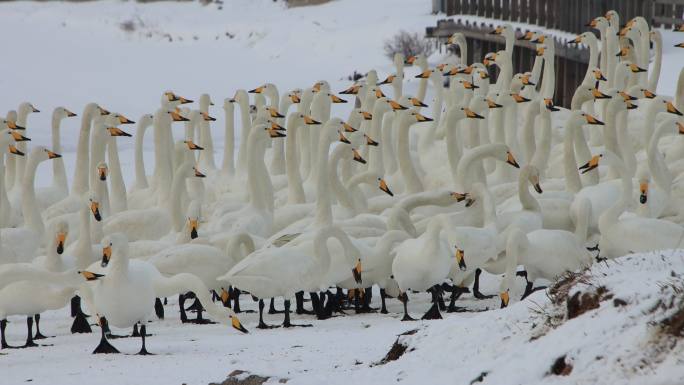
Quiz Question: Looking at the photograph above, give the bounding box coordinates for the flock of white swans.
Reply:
[1,10,684,356]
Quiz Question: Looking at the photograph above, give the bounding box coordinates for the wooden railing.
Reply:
[426,19,589,108]
[433,0,684,33]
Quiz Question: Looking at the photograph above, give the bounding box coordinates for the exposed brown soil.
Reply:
[210,370,288,385]
[549,355,573,376]
[567,286,611,319]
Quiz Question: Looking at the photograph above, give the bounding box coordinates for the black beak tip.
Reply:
[57,244,64,255]
[94,211,102,222]
[640,194,647,204]
[191,228,198,239]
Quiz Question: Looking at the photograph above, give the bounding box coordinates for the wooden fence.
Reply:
[426,19,589,108]
[433,0,684,33]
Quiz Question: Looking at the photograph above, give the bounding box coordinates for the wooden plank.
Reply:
[529,0,537,25]
[485,0,493,17]
[519,0,528,23]
[493,0,501,19]
[511,0,519,21]
[501,0,510,20]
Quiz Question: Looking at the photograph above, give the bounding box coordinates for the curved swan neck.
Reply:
[75,203,92,269]
[397,112,424,194]
[518,166,541,212]
[222,102,236,175]
[647,117,675,193]
[236,93,252,177]
[22,152,45,240]
[314,121,336,226]
[51,111,68,195]
[600,151,631,228]
[285,114,305,204]
[133,118,151,190]
[107,136,127,214]
[563,116,583,193]
[73,104,98,195]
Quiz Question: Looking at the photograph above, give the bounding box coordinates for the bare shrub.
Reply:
[383,30,434,60]
[119,19,136,33]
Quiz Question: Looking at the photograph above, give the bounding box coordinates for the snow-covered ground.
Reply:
[2,1,684,384]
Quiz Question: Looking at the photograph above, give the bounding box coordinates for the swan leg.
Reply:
[179,293,190,323]
[184,292,203,312]
[421,287,443,320]
[472,268,495,300]
[136,324,153,355]
[33,314,50,339]
[447,286,470,313]
[1,319,16,349]
[282,300,312,328]
[21,317,39,348]
[188,299,216,325]
[521,284,547,300]
[356,287,377,313]
[268,297,283,314]
[92,317,120,354]
[70,295,79,317]
[399,292,415,321]
[295,291,315,315]
[380,288,389,314]
[256,299,278,329]
[154,298,165,320]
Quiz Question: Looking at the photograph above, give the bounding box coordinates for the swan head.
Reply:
[138,113,154,127]
[86,191,102,222]
[162,91,193,106]
[312,80,330,93]
[524,165,543,194]
[500,289,510,308]
[199,93,214,108]
[568,110,604,128]
[30,146,61,162]
[97,162,108,181]
[454,247,467,271]
[286,90,302,104]
[53,221,68,255]
[18,102,40,115]
[339,83,362,95]
[186,200,201,240]
[637,168,650,204]
[493,144,519,169]
[54,106,77,120]
[586,16,608,29]
[101,233,128,268]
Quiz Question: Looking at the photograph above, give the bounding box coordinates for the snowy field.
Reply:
[2,1,684,384]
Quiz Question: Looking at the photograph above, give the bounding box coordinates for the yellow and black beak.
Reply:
[10,130,30,141]
[202,112,217,122]
[56,232,66,255]
[618,27,629,37]
[342,122,358,132]
[462,81,479,90]
[375,89,387,98]
[586,19,598,28]
[414,112,434,122]
[339,132,351,144]
[512,94,531,103]
[31,105,40,113]
[166,92,180,102]
[592,88,611,99]
[231,315,249,334]
[189,219,199,239]
[358,111,373,121]
[675,42,684,48]
[500,290,510,308]
[269,121,286,131]
[678,121,684,135]
[331,94,348,104]
[450,191,468,202]
[47,150,62,159]
[185,140,204,150]
[464,108,485,119]
[572,35,583,44]
[352,259,363,284]
[593,69,607,81]
[107,127,132,137]
[480,71,491,80]
[339,84,360,95]
[455,248,466,271]
[268,128,286,138]
[98,166,108,181]
[79,271,105,281]
[388,100,408,111]
[410,97,428,108]
[616,47,630,57]
[626,100,639,110]
[101,245,112,267]
[170,111,190,122]
[289,93,301,103]
[248,86,264,94]
[487,98,503,109]
[490,26,504,35]
[7,121,26,130]
[365,134,379,146]
[8,145,24,156]
[629,64,647,73]
[91,201,102,221]
[194,167,207,178]
[178,96,193,104]
[521,74,534,85]
[506,151,520,168]
[378,178,393,196]
[303,115,321,125]
[415,70,432,79]
[65,109,77,117]
[666,101,683,116]
[544,98,560,111]
[98,106,110,116]
[536,46,545,57]
[457,65,474,75]
[532,179,543,194]
[579,155,601,174]
[518,31,534,41]
[378,75,395,85]
[220,287,230,306]
[352,148,366,164]
[643,89,657,99]
[584,114,604,125]
[531,35,546,44]
[118,115,135,124]
[639,181,648,204]
[268,107,285,118]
